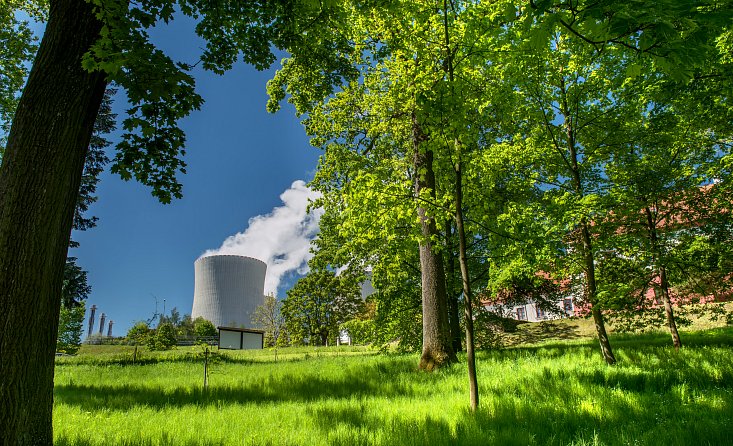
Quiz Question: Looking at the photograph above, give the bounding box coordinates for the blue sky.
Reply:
[68,16,322,335]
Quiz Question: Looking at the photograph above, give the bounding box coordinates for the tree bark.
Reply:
[0,0,107,444]
[454,161,478,410]
[413,114,456,371]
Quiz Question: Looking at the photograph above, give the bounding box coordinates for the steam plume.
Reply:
[201,180,322,294]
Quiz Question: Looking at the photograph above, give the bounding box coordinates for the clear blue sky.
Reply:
[69,16,321,335]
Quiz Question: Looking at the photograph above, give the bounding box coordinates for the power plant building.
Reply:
[191,255,266,329]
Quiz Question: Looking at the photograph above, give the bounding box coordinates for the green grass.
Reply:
[54,329,733,445]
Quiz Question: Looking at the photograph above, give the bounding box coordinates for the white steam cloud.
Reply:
[201,180,322,295]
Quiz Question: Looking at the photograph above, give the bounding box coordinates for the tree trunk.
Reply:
[413,114,456,371]
[658,266,681,349]
[581,223,617,365]
[444,219,462,353]
[560,75,616,366]
[644,207,682,350]
[0,0,107,444]
[454,161,478,411]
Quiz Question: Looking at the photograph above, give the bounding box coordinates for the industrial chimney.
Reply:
[87,304,97,338]
[99,313,106,335]
[107,320,114,337]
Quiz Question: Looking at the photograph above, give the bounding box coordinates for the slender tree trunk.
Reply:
[581,223,617,365]
[559,75,616,366]
[413,114,456,371]
[658,266,682,350]
[454,161,478,411]
[444,219,463,353]
[643,207,682,349]
[0,1,107,444]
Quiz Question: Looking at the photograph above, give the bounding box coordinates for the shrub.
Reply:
[126,321,152,346]
[147,323,177,350]
[193,317,217,338]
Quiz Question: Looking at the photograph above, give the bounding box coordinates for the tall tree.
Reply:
[0,1,356,443]
[269,0,462,369]
[282,269,363,346]
[253,294,286,347]
[494,27,630,364]
[602,59,733,348]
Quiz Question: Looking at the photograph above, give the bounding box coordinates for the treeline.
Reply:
[265,0,733,378]
[125,309,218,351]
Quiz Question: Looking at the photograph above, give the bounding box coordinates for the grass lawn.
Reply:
[53,327,733,445]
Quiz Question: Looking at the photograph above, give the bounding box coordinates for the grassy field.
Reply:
[54,328,733,446]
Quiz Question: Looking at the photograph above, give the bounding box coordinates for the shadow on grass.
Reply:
[310,392,733,446]
[55,330,733,445]
[309,351,733,446]
[54,358,419,411]
[505,321,583,346]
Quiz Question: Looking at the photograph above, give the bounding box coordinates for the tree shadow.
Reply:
[54,358,420,411]
[54,330,733,445]
[504,321,582,346]
[308,349,733,446]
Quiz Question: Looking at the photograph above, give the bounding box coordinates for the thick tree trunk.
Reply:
[444,219,463,353]
[0,0,107,444]
[454,162,478,411]
[413,115,456,371]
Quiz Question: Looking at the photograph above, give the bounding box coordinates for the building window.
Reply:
[536,306,545,319]
[516,307,527,321]
[563,298,573,313]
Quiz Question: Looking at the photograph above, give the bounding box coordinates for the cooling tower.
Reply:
[191,255,267,328]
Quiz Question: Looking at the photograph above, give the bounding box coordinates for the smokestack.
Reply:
[99,313,106,335]
[107,320,114,337]
[87,305,97,338]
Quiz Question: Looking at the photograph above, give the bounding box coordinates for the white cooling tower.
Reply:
[191,255,267,328]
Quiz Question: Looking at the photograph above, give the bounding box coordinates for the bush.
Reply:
[126,321,152,346]
[193,317,217,338]
[147,323,177,350]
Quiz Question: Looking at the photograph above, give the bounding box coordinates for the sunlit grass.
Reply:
[54,328,733,445]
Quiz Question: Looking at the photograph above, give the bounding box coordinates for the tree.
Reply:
[253,294,285,347]
[56,301,85,355]
[282,269,363,346]
[0,0,45,155]
[126,321,151,346]
[177,314,194,337]
[269,0,462,369]
[0,1,355,442]
[193,317,217,338]
[57,257,91,355]
[147,322,177,351]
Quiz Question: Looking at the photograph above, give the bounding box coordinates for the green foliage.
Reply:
[147,322,177,351]
[61,258,92,308]
[56,301,85,355]
[252,294,285,347]
[283,269,363,346]
[126,321,152,346]
[193,317,217,338]
[340,319,376,346]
